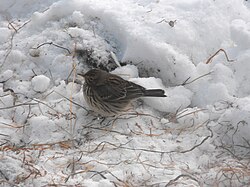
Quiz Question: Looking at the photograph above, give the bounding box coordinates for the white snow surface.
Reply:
[0,0,250,186]
[31,75,50,92]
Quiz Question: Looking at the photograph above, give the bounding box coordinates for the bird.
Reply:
[79,68,166,116]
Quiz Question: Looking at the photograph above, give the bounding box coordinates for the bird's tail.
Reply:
[143,89,167,97]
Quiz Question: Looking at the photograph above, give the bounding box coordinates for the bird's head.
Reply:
[78,69,104,86]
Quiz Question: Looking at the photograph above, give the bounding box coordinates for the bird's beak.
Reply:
[77,73,85,77]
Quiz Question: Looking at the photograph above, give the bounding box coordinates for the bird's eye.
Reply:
[86,74,95,84]
[84,69,99,84]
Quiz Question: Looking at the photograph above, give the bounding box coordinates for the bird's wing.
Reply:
[125,81,145,99]
[95,75,127,101]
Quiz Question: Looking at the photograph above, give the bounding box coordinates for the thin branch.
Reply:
[181,72,212,86]
[0,170,9,181]
[32,42,71,55]
[54,90,88,112]
[0,102,37,110]
[176,108,207,120]
[205,48,234,64]
[8,21,17,33]
[165,174,199,186]
[180,122,212,153]
[156,19,177,27]
[2,19,31,67]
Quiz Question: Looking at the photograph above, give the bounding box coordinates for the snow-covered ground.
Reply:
[0,0,250,186]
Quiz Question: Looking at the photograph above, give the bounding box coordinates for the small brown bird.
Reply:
[80,69,166,116]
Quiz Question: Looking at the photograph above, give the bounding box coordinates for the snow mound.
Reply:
[31,75,50,92]
[0,0,250,186]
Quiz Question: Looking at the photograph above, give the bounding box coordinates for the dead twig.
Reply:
[165,174,199,186]
[181,72,212,86]
[156,19,177,27]
[180,121,212,153]
[2,19,31,67]
[0,102,37,110]
[54,90,88,112]
[32,42,71,55]
[176,108,207,121]
[0,170,9,181]
[205,49,234,64]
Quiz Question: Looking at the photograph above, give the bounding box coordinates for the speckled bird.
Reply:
[80,69,166,116]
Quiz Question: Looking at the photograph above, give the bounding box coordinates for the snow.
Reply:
[31,75,50,92]
[0,0,250,186]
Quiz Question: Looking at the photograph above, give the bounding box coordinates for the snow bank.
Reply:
[31,75,50,92]
[0,0,250,186]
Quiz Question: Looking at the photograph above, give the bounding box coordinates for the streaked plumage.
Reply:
[81,69,166,116]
